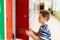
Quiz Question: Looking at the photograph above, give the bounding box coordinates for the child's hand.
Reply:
[30,28,33,32]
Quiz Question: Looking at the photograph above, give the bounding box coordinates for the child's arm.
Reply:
[30,33,42,40]
[25,30,42,40]
[30,29,39,36]
[30,33,41,40]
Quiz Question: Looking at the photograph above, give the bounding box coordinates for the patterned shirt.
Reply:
[38,24,51,40]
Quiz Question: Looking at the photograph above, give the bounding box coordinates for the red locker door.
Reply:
[16,0,29,40]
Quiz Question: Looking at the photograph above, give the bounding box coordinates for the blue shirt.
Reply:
[38,24,51,40]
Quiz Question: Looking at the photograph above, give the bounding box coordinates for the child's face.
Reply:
[38,13,47,23]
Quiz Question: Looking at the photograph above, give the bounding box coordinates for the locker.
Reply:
[0,0,5,40]
[16,0,29,40]
[6,0,12,40]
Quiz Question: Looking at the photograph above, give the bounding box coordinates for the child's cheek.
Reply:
[39,19,41,23]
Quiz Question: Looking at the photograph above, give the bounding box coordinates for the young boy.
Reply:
[25,10,51,40]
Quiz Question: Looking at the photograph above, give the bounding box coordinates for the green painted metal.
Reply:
[0,0,5,40]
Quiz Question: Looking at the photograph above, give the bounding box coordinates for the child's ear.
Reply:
[44,17,47,21]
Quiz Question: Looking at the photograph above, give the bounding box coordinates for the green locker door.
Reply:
[0,0,4,40]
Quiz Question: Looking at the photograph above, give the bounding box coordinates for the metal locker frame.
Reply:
[6,0,12,40]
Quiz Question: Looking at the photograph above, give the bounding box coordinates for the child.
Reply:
[25,10,51,40]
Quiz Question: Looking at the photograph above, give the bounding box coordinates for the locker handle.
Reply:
[24,15,28,18]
